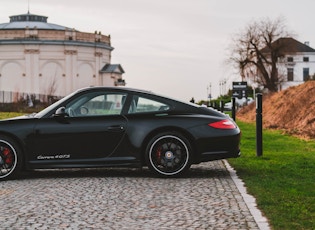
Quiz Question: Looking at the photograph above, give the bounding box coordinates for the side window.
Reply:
[128,96,170,114]
[65,92,127,117]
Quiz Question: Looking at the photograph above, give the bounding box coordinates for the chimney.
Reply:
[305,41,310,46]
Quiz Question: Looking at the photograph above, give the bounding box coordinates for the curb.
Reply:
[223,160,270,230]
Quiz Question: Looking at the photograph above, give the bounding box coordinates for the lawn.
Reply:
[0,112,25,119]
[228,121,315,229]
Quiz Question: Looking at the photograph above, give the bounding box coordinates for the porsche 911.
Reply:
[0,87,241,179]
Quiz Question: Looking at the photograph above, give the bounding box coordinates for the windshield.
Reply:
[34,91,77,118]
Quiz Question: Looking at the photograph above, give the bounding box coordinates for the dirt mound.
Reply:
[237,81,315,139]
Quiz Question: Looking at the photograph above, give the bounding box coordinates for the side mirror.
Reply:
[54,107,68,117]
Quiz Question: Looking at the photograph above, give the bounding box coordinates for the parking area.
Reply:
[0,160,268,229]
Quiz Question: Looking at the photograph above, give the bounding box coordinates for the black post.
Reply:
[220,100,224,112]
[256,93,263,157]
[231,97,236,121]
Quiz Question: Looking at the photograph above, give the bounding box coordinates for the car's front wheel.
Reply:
[0,136,22,180]
[145,132,192,177]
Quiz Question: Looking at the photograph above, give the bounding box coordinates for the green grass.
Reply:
[0,112,25,119]
[228,121,315,229]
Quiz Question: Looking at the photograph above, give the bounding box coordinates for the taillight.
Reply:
[208,119,236,129]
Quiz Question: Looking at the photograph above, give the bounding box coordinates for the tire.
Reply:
[0,136,22,180]
[145,132,192,177]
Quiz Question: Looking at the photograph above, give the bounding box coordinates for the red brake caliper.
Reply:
[2,147,13,165]
[156,147,162,163]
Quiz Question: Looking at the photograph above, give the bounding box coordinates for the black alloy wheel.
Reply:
[0,137,21,180]
[146,132,191,177]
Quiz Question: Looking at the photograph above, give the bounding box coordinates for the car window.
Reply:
[65,92,127,117]
[128,96,170,114]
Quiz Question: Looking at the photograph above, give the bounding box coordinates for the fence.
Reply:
[0,91,62,105]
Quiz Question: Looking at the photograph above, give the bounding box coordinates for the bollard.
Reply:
[231,97,236,121]
[220,100,224,112]
[256,93,263,156]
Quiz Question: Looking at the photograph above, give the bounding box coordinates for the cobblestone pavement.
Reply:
[0,160,268,230]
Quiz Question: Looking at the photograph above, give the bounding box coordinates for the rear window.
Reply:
[128,96,170,114]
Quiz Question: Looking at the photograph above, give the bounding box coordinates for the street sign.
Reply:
[232,82,247,99]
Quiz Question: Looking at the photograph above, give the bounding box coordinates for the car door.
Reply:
[28,91,128,163]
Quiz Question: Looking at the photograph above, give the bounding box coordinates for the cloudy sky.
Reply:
[1,0,314,101]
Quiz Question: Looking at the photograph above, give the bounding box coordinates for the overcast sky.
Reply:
[1,0,315,101]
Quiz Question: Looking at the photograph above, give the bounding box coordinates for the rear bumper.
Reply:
[193,132,241,163]
[200,149,241,162]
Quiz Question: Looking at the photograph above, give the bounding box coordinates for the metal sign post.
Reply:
[256,93,263,157]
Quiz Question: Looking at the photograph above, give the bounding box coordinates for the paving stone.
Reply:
[0,160,268,229]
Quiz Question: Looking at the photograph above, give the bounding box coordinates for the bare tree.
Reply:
[45,76,58,104]
[229,17,291,92]
[47,76,57,97]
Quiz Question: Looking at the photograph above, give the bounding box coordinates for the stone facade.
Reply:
[0,12,125,102]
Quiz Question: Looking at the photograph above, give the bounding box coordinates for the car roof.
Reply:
[76,86,153,95]
[76,86,188,104]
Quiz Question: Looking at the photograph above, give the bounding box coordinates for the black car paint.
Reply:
[0,87,241,178]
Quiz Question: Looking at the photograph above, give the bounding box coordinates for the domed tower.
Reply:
[0,12,125,102]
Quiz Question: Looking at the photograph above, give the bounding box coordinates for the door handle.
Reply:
[107,125,124,132]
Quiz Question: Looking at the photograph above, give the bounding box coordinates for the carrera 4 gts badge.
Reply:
[37,154,70,160]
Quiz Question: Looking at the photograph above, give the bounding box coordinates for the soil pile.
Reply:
[237,81,315,139]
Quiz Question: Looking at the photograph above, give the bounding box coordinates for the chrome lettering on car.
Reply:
[54,154,71,159]
[37,154,70,160]
[37,155,55,160]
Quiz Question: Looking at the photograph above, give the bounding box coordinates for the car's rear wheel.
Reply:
[145,132,191,177]
[0,136,21,180]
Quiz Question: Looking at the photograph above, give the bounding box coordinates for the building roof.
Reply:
[100,64,125,74]
[262,37,315,54]
[0,12,70,30]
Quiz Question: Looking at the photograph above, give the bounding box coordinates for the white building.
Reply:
[241,37,315,92]
[0,12,125,102]
[276,37,315,90]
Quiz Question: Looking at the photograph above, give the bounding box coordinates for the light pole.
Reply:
[223,80,226,95]
[219,81,224,96]
[219,80,226,96]
[207,83,211,106]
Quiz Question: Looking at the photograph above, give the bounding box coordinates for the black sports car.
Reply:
[0,87,241,179]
